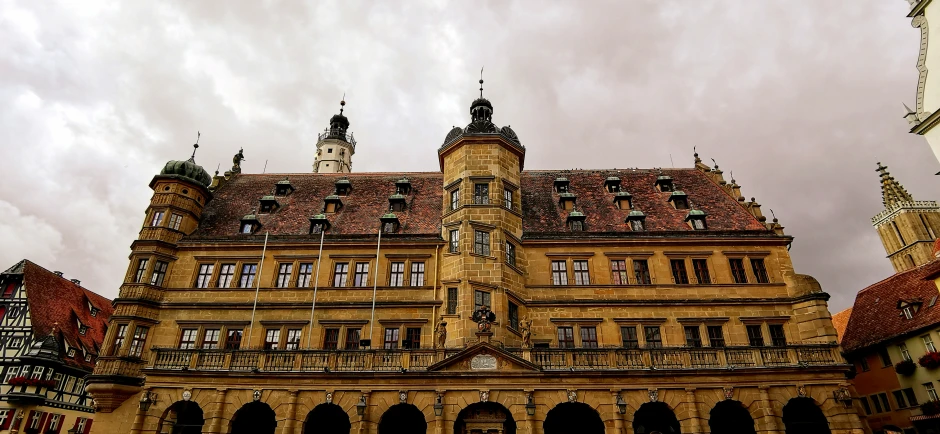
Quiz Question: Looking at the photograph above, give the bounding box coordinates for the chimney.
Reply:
[53,271,63,277]
[70,279,81,286]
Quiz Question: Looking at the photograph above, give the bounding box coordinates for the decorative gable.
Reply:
[426,342,540,372]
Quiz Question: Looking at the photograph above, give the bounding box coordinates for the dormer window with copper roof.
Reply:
[381,213,400,233]
[655,175,674,192]
[627,210,646,231]
[554,177,570,193]
[614,192,633,210]
[259,195,280,213]
[558,193,577,211]
[396,178,411,195]
[389,194,407,212]
[240,212,260,234]
[605,177,621,193]
[309,214,330,234]
[567,210,586,231]
[686,209,707,230]
[668,191,689,210]
[335,179,352,196]
[324,195,343,213]
[275,178,295,196]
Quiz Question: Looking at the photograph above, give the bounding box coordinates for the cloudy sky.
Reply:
[0,0,935,311]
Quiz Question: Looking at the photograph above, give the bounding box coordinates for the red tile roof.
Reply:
[2,260,114,370]
[840,260,940,354]
[192,168,769,240]
[831,308,852,344]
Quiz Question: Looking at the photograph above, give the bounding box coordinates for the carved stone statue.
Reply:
[472,305,497,333]
[232,148,245,173]
[435,318,447,349]
[519,315,532,348]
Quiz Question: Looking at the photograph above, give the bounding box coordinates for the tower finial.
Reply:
[480,66,484,98]
[190,131,200,161]
[340,93,346,115]
[877,162,915,207]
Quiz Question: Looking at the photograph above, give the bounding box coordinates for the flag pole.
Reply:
[247,232,269,348]
[306,228,326,348]
[368,226,383,347]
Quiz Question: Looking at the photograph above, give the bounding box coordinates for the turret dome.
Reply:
[160,157,212,189]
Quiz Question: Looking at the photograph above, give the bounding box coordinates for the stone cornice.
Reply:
[871,200,939,226]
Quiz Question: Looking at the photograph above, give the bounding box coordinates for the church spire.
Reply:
[877,162,915,207]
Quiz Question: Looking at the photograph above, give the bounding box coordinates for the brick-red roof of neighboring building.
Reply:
[831,308,852,344]
[191,168,769,240]
[840,260,940,354]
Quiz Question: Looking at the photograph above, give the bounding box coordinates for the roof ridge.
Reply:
[689,168,765,228]
[856,259,940,295]
[21,260,113,303]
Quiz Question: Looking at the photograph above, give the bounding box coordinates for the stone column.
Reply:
[208,388,228,434]
[758,386,779,434]
[684,389,701,434]
[283,390,299,434]
[610,391,624,434]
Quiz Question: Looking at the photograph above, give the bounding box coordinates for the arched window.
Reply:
[379,404,427,434]
[454,402,515,434]
[708,400,756,434]
[544,403,603,434]
[157,400,205,434]
[230,401,277,434]
[782,397,830,434]
[303,403,351,434]
[632,402,680,434]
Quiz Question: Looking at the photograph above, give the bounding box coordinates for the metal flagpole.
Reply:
[368,226,383,347]
[305,228,326,348]
[247,232,269,348]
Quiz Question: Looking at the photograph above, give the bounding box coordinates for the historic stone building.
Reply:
[86,87,859,434]
[903,0,940,170]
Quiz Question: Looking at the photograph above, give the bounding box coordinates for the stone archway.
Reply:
[782,398,831,434]
[632,402,680,434]
[303,403,351,434]
[229,401,277,434]
[708,400,756,434]
[544,402,604,434]
[158,400,205,434]
[454,402,516,434]
[379,403,428,434]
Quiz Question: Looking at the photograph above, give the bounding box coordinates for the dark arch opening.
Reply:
[303,403,352,434]
[379,403,428,434]
[883,425,903,434]
[782,398,830,434]
[708,400,756,434]
[230,401,277,434]
[454,402,516,434]
[633,402,680,434]
[158,400,205,434]
[544,402,604,434]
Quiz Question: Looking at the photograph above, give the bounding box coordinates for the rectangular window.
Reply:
[505,243,516,267]
[904,388,919,406]
[451,189,459,211]
[474,230,490,256]
[276,263,293,288]
[333,263,349,287]
[611,260,628,285]
[551,261,568,285]
[900,343,912,361]
[630,219,645,231]
[133,258,149,283]
[751,258,770,283]
[384,328,400,349]
[895,390,909,409]
[410,262,425,286]
[239,263,257,288]
[474,290,491,311]
[112,324,129,355]
[692,259,710,284]
[644,326,663,348]
[927,383,939,402]
[297,263,313,287]
[217,264,235,288]
[474,183,489,205]
[707,325,725,347]
[633,260,652,284]
[557,327,575,348]
[446,288,458,315]
[769,324,787,347]
[264,329,281,350]
[860,396,872,415]
[30,366,43,380]
[285,329,302,350]
[580,327,598,348]
[684,326,702,347]
[202,329,220,349]
[508,302,519,330]
[195,264,214,288]
[746,325,764,347]
[449,229,459,253]
[323,328,340,350]
[621,326,639,348]
[859,357,870,372]
[353,263,370,287]
[878,393,891,412]
[150,261,168,286]
[573,260,590,285]
[730,259,748,283]
[389,262,405,287]
[670,259,689,284]
[925,335,937,352]
[405,327,421,349]
[129,326,149,358]
[169,213,183,231]
[878,347,892,367]
[2,367,18,384]
[150,210,165,227]
[871,394,883,413]
[504,189,513,210]
[179,329,197,349]
[225,329,243,350]
[345,328,361,349]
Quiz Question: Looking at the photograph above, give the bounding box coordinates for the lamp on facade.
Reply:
[356,395,368,416]
[615,394,627,415]
[525,393,536,416]
[434,394,444,416]
[139,390,157,411]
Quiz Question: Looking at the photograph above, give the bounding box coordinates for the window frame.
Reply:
[217,263,236,288]
[768,324,787,347]
[449,229,460,253]
[450,188,460,211]
[297,263,313,288]
[684,325,703,348]
[473,290,491,312]
[926,382,939,402]
[925,335,937,353]
[611,259,628,285]
[473,230,491,256]
[410,261,425,286]
[572,260,590,285]
[133,258,150,283]
[706,325,725,347]
[383,328,400,350]
[389,262,405,287]
[150,210,165,227]
[323,328,340,350]
[353,262,370,287]
[129,326,149,358]
[474,183,490,205]
[405,327,421,349]
[275,263,294,288]
[150,260,169,287]
[580,326,599,348]
[169,213,183,231]
[643,326,663,348]
[746,324,764,347]
[225,329,243,350]
[670,259,689,284]
[692,258,711,284]
[508,302,519,330]
[751,258,770,283]
[729,258,748,284]
[551,260,569,286]
[621,326,639,348]
[195,264,215,289]
[633,259,652,285]
[505,242,516,267]
[557,326,575,348]
[238,263,258,288]
[503,188,514,210]
[178,328,198,349]
[333,262,350,287]
[446,288,458,315]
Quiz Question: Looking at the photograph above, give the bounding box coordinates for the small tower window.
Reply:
[614,192,633,210]
[655,175,674,192]
[554,177,570,194]
[474,184,490,205]
[328,148,333,153]
[604,177,621,193]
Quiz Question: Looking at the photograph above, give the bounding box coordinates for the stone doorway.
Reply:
[708,400,756,434]
[454,402,516,434]
[632,402,680,434]
[782,398,831,434]
[303,403,351,434]
[379,403,428,434]
[229,401,277,434]
[157,400,205,434]
[543,402,604,434]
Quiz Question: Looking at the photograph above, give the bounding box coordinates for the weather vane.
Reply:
[191,131,201,159]
[479,66,484,98]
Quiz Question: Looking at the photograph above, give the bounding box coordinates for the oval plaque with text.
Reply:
[470,354,498,370]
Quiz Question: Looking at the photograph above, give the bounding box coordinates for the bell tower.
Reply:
[872,162,940,272]
[313,99,356,173]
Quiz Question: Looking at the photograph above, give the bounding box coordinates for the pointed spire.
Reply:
[877,162,915,207]
[189,131,200,162]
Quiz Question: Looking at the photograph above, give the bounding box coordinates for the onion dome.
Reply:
[160,157,212,188]
[327,99,350,139]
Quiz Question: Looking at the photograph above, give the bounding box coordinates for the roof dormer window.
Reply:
[67,348,75,357]
[627,210,646,231]
[275,178,295,196]
[309,214,330,235]
[668,191,689,210]
[389,194,407,212]
[655,175,674,192]
[90,307,99,317]
[259,195,280,213]
[395,178,411,195]
[324,195,343,213]
[899,300,922,319]
[567,210,586,231]
[381,213,400,233]
[335,179,352,196]
[614,192,633,210]
[604,177,621,193]
[79,325,88,336]
[558,193,577,211]
[554,177,570,193]
[85,354,92,362]
[686,209,707,230]
[240,212,260,234]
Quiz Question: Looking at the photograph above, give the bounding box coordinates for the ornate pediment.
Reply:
[427,342,540,372]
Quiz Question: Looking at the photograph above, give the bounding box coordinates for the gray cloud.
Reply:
[0,0,934,311]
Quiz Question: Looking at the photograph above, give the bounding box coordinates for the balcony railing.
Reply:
[146,344,843,373]
[317,130,357,148]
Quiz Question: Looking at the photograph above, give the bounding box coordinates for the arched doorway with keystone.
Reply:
[379,403,428,434]
[229,401,277,434]
[303,403,352,434]
[782,397,831,434]
[543,402,604,434]
[632,402,680,434]
[157,400,205,434]
[454,402,516,434]
[708,400,756,434]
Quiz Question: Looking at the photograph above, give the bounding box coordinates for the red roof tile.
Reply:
[840,260,940,354]
[831,308,852,344]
